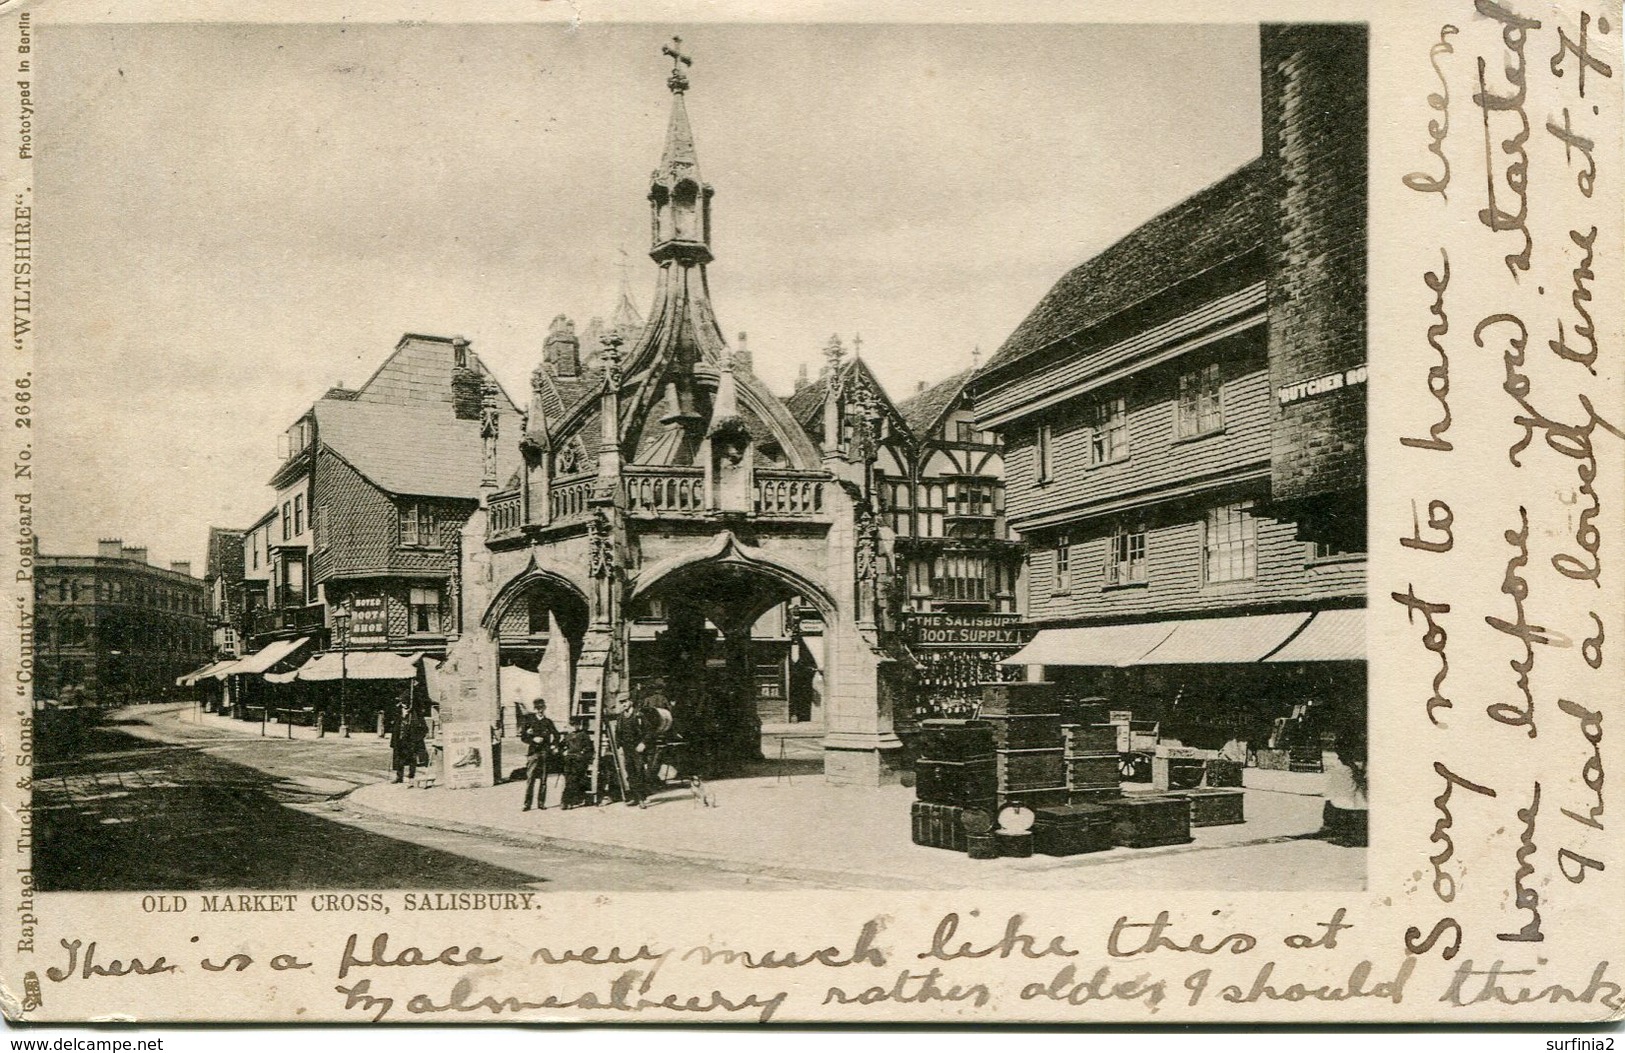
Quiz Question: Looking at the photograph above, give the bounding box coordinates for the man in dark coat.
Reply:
[521,699,562,811]
[391,697,428,784]
[560,719,595,810]
[618,693,666,807]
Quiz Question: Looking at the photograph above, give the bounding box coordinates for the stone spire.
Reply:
[649,35,712,267]
[616,35,727,465]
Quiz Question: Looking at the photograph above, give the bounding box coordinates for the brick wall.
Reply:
[1262,23,1369,506]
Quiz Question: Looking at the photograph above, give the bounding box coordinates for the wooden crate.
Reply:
[1109,795,1193,848]
[1065,754,1121,793]
[910,801,969,852]
[1031,803,1114,856]
[984,713,1065,750]
[1182,787,1246,827]
[916,719,995,762]
[915,758,997,810]
[1062,723,1119,756]
[980,681,1059,716]
[996,748,1065,790]
[1205,759,1244,787]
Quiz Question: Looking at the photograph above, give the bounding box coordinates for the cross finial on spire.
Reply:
[852,333,864,359]
[662,35,693,93]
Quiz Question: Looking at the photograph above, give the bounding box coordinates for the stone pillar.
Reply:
[819,484,901,786]
[434,504,503,788]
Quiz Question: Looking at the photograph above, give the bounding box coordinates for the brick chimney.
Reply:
[97,538,123,559]
[543,315,582,378]
[450,337,483,421]
[121,545,148,565]
[170,561,192,577]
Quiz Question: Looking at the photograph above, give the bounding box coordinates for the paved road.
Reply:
[32,704,814,892]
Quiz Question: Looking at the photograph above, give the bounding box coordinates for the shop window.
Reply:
[932,554,989,604]
[1054,531,1072,593]
[1205,502,1258,584]
[1037,423,1054,483]
[1090,396,1129,465]
[398,503,440,549]
[1177,362,1224,439]
[1105,527,1147,586]
[410,586,443,634]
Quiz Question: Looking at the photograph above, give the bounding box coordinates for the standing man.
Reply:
[618,690,666,807]
[391,694,428,785]
[521,699,562,811]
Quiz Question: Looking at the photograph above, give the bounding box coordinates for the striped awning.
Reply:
[1003,622,1177,667]
[1265,608,1365,662]
[177,660,233,686]
[1134,613,1311,665]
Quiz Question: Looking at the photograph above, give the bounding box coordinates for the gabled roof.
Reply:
[980,159,1267,380]
[898,368,975,439]
[314,399,520,500]
[783,374,831,429]
[353,333,521,420]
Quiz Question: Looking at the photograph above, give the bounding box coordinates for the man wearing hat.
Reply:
[520,698,561,811]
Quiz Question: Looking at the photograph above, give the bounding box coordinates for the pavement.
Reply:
[140,702,1366,890]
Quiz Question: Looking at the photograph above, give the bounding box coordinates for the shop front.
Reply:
[1004,608,1364,772]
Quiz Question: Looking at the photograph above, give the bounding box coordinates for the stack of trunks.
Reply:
[980,682,1067,811]
[911,717,996,853]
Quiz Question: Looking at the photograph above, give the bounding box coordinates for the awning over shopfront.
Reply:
[1265,608,1365,662]
[177,660,233,687]
[263,669,301,685]
[298,651,423,682]
[1003,622,1177,668]
[1133,612,1311,665]
[222,637,312,677]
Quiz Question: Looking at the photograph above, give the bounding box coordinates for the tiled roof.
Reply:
[980,159,1266,379]
[783,375,831,428]
[897,368,974,438]
[314,399,519,500]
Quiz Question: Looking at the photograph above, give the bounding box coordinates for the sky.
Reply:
[37,21,1261,571]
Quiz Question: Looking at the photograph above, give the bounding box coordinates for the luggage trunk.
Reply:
[910,800,970,852]
[980,681,1059,716]
[1062,723,1119,756]
[996,747,1065,790]
[1181,787,1246,827]
[1031,802,1114,856]
[1065,754,1120,794]
[997,786,1069,810]
[984,713,1064,750]
[1109,795,1193,848]
[916,718,995,762]
[915,758,997,810]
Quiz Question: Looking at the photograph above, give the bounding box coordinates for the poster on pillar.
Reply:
[3,0,1622,1032]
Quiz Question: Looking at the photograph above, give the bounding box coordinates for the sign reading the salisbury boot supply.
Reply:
[904,612,1026,649]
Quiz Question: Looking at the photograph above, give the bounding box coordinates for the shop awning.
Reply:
[1134,613,1311,665]
[298,651,423,682]
[178,660,232,686]
[1265,608,1365,662]
[263,669,301,685]
[1003,623,1177,667]
[225,637,312,677]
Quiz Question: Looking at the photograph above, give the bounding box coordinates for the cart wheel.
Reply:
[1118,755,1137,779]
